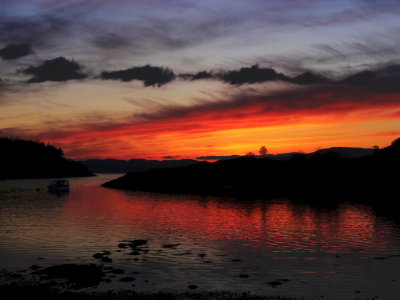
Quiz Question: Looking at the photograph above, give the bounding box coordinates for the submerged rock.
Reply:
[118,240,148,252]
[110,269,124,274]
[119,277,136,282]
[118,243,128,249]
[93,253,104,259]
[162,243,181,249]
[266,281,282,287]
[93,251,112,263]
[101,257,112,263]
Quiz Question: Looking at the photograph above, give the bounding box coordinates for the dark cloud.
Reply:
[9,63,400,153]
[180,66,329,86]
[340,70,375,86]
[348,65,400,93]
[0,43,33,60]
[180,71,214,81]
[135,63,400,123]
[101,65,175,87]
[22,57,87,83]
[219,65,289,85]
[290,72,328,85]
[91,32,132,49]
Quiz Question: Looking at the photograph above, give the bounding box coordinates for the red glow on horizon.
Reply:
[25,89,400,160]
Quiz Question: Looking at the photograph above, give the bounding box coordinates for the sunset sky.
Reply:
[1,0,399,160]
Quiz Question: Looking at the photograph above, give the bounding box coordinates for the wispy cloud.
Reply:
[9,63,400,158]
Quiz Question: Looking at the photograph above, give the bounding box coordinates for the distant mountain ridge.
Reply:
[80,158,199,174]
[102,138,400,199]
[81,147,374,173]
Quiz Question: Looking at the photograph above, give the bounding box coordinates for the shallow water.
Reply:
[1,174,400,299]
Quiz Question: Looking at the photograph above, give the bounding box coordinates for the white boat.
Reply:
[48,179,70,192]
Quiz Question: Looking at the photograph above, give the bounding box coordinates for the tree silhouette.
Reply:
[259,146,268,156]
[372,145,380,154]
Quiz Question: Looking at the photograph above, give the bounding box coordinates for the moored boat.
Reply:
[48,179,70,192]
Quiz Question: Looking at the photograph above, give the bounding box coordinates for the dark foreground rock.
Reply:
[33,264,105,289]
[0,283,299,300]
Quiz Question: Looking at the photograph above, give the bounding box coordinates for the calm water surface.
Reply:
[1,174,400,299]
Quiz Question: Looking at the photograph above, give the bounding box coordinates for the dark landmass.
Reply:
[0,284,297,300]
[33,264,105,289]
[0,137,94,180]
[1,264,297,300]
[103,138,399,202]
[80,158,199,173]
[81,148,373,174]
[0,234,388,299]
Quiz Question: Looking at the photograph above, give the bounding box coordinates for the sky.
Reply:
[1,0,400,160]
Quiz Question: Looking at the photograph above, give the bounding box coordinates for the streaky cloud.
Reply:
[7,63,400,159]
[22,57,87,83]
[101,65,175,87]
[135,63,400,123]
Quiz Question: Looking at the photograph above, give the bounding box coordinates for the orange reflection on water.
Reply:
[337,205,378,248]
[61,188,391,253]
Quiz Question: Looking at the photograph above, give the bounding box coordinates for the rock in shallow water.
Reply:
[119,277,136,282]
[266,281,282,287]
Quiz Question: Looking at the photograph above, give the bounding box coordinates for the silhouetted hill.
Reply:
[198,147,373,161]
[82,147,373,173]
[308,147,374,159]
[0,137,94,180]
[103,138,400,200]
[80,158,199,173]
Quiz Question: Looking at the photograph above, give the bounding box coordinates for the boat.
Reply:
[48,179,70,192]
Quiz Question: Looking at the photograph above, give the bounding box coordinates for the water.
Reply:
[1,174,400,298]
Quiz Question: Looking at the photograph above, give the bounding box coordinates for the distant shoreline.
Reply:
[102,138,400,205]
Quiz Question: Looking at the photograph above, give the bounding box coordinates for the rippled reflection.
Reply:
[1,175,400,298]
